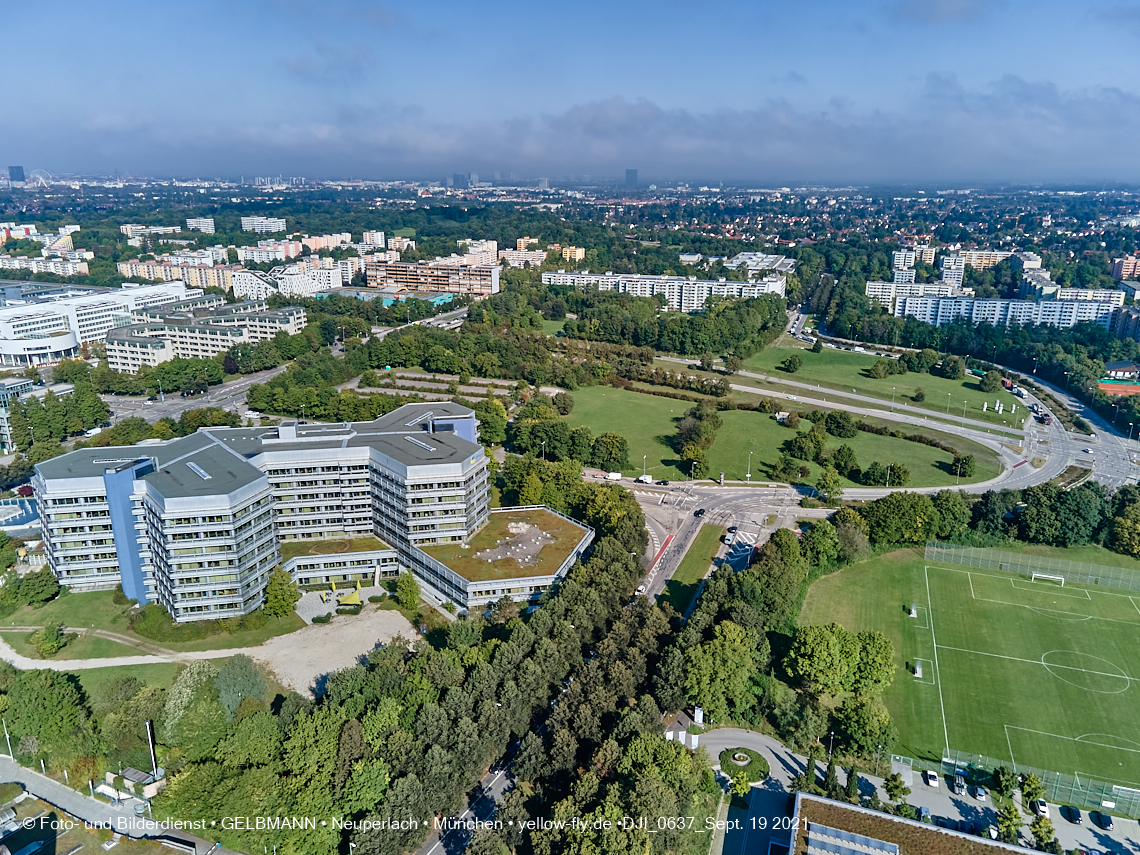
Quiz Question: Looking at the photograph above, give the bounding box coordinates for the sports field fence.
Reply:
[924,542,1140,592]
[939,748,1140,819]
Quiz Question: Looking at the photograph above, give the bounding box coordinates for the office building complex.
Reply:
[625,169,638,188]
[724,253,797,275]
[34,403,593,621]
[366,261,500,296]
[105,299,307,373]
[0,281,198,367]
[185,218,216,234]
[241,216,287,233]
[542,270,786,312]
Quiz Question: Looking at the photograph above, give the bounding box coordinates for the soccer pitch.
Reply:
[800,552,1140,785]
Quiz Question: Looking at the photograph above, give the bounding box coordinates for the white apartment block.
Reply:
[0,255,89,276]
[894,296,1118,330]
[892,250,916,270]
[275,265,342,297]
[361,230,386,248]
[541,270,786,312]
[231,270,277,300]
[1011,251,1042,271]
[241,216,287,233]
[865,281,973,310]
[388,236,416,251]
[116,261,237,291]
[120,224,181,239]
[498,249,548,268]
[940,255,966,285]
[892,268,916,284]
[237,241,303,263]
[185,218,216,234]
[913,245,936,265]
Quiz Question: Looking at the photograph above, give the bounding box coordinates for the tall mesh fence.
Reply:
[924,542,1140,592]
[926,542,1140,817]
[940,748,1140,819]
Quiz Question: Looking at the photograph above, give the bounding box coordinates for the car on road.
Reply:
[1030,799,1050,818]
[1062,805,1083,824]
[635,585,647,595]
[1084,448,1094,454]
[727,526,738,533]
[694,508,706,517]
[657,480,670,486]
[972,785,987,801]
[1090,810,1113,830]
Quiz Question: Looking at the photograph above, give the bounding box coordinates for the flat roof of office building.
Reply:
[36,432,265,498]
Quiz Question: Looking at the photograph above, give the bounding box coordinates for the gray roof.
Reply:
[37,432,265,498]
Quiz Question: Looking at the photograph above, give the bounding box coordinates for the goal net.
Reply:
[1031,573,1065,587]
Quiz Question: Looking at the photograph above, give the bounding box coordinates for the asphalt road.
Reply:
[102,364,289,425]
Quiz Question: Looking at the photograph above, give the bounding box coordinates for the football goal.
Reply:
[1031,572,1065,587]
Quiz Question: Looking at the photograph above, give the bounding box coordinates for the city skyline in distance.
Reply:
[4,0,1140,183]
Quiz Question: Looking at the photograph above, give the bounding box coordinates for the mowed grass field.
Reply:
[801,549,1140,784]
[662,524,725,613]
[743,342,1025,429]
[562,386,999,486]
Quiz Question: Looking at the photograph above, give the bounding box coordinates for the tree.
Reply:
[1112,501,1140,558]
[816,466,844,506]
[214,654,266,719]
[781,354,803,373]
[1021,772,1045,804]
[852,631,895,696]
[835,695,895,757]
[263,568,300,617]
[980,370,1003,393]
[992,766,1017,798]
[684,621,758,721]
[811,339,823,353]
[997,802,1022,844]
[883,772,910,805]
[952,454,975,478]
[725,355,743,374]
[912,387,925,402]
[732,772,751,798]
[860,492,939,544]
[29,624,68,657]
[845,765,859,801]
[591,432,629,471]
[831,444,859,477]
[784,624,857,697]
[489,595,518,624]
[7,670,88,751]
[17,569,60,605]
[824,411,858,438]
[699,353,715,372]
[824,757,841,798]
[943,356,965,380]
[518,473,544,505]
[800,521,839,569]
[933,490,971,539]
[1029,815,1057,851]
[551,391,574,415]
[396,571,419,609]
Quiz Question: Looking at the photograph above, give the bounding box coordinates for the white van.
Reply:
[635,474,653,484]
[605,472,622,481]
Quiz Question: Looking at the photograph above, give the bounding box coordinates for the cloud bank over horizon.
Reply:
[3,0,1138,183]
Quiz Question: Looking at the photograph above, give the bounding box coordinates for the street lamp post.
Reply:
[157,379,164,403]
[747,450,753,484]
[962,400,967,419]
[1115,403,1122,427]
[891,387,896,408]
[946,392,951,414]
[1064,371,1071,391]
[829,731,835,758]
[1033,356,1039,375]
[1131,423,1136,442]
[541,440,546,462]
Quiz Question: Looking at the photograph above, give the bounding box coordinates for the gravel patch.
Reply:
[247,603,414,697]
[295,586,388,624]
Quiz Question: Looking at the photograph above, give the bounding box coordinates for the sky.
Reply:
[5,0,1140,184]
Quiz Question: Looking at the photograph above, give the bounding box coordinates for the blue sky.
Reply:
[5,0,1140,182]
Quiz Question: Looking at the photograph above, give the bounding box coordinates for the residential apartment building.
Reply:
[541,270,786,312]
[116,260,238,291]
[1010,251,1042,271]
[302,233,351,253]
[34,403,591,619]
[240,216,287,233]
[1113,255,1140,280]
[0,255,89,276]
[516,237,537,251]
[1116,306,1140,341]
[388,236,416,251]
[913,244,936,265]
[120,224,181,239]
[237,241,303,263]
[940,255,966,285]
[894,295,1118,330]
[958,250,1013,270]
[561,246,586,262]
[864,281,973,310]
[892,250,916,270]
[361,230,386,248]
[185,218,216,234]
[105,301,307,373]
[498,249,548,268]
[892,268,916,284]
[366,261,500,296]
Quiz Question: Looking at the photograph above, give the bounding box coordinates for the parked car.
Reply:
[953,773,966,795]
[1030,799,1050,818]
[973,785,987,801]
[1062,805,1082,825]
[1090,810,1113,830]
[657,480,670,486]
[923,770,939,787]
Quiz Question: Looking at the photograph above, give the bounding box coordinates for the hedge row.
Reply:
[856,421,959,456]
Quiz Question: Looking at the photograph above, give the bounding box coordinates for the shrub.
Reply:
[367,595,386,603]
[111,585,134,606]
[336,604,363,616]
[312,613,332,624]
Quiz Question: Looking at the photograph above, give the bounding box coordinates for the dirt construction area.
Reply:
[245,605,414,696]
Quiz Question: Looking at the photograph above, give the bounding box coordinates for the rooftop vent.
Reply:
[404,411,434,426]
[404,436,437,452]
[186,462,212,480]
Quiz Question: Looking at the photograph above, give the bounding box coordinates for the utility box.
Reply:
[693,707,704,725]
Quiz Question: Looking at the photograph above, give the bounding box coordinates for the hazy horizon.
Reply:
[6,0,1140,184]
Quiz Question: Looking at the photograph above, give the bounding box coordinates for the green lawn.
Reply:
[742,342,1025,429]
[75,662,183,696]
[279,535,390,561]
[801,548,1140,784]
[156,613,306,653]
[0,631,143,660]
[562,386,1000,487]
[662,525,725,613]
[542,319,567,336]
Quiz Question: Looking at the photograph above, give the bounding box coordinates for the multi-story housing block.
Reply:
[240,216,287,234]
[185,218,216,234]
[366,261,500,296]
[498,249,548,268]
[541,270,786,312]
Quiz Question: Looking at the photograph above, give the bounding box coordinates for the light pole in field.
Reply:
[642,454,647,480]
[541,440,546,462]
[946,392,951,414]
[746,450,753,484]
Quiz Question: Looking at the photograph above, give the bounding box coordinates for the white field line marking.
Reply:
[925,566,950,753]
[946,567,1138,626]
[1011,578,1091,600]
[932,564,1140,605]
[1130,597,1140,617]
[912,658,936,686]
[935,646,1134,681]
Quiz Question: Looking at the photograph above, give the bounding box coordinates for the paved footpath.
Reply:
[697,727,1140,855]
[0,757,239,854]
